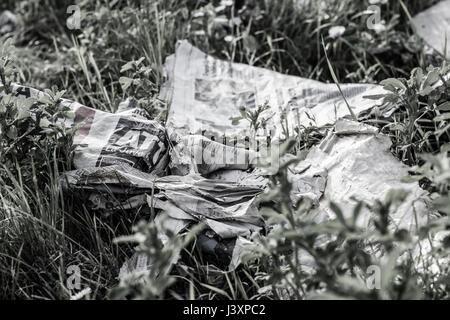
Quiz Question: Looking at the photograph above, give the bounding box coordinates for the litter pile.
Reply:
[4,41,440,280]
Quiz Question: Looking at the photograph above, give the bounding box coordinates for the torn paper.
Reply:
[292,119,437,231]
[412,0,450,58]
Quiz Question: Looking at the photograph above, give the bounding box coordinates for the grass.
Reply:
[0,0,449,300]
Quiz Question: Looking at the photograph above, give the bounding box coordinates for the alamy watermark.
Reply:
[66,264,92,299]
[66,5,81,30]
[366,265,381,290]
[366,1,389,32]
[66,264,81,290]
[367,5,382,30]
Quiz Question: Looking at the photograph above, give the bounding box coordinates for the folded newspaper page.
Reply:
[160,40,388,141]
[7,84,168,175]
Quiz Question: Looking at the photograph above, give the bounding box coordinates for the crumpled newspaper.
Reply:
[288,119,440,271]
[154,42,439,277]
[412,0,450,58]
[3,42,439,282]
[63,164,264,227]
[62,163,265,271]
[3,82,265,272]
[169,134,258,176]
[291,119,436,231]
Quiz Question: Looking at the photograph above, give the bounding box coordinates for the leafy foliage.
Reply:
[366,63,450,165]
